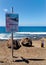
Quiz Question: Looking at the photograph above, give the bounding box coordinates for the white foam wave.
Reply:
[0,32,46,40]
[0,33,11,40]
[16,32,46,34]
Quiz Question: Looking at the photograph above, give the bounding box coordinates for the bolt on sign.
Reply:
[6,13,19,32]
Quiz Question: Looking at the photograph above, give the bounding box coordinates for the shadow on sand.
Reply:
[0,61,4,63]
[13,57,45,64]
[23,45,34,47]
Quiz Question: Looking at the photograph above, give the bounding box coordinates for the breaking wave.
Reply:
[0,32,46,40]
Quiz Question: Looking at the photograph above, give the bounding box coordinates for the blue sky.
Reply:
[0,0,46,26]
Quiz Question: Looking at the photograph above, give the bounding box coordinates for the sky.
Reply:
[0,0,46,26]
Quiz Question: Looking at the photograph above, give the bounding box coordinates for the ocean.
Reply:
[19,26,46,32]
[0,26,46,33]
[0,26,46,40]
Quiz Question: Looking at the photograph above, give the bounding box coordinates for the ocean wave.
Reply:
[0,33,11,40]
[16,32,46,34]
[0,32,46,40]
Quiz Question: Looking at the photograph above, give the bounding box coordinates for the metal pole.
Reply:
[11,7,13,57]
[12,7,13,13]
[12,32,13,57]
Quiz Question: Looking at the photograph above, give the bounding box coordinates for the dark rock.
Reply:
[7,39,21,49]
[20,38,32,47]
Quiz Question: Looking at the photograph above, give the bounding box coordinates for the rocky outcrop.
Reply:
[7,39,21,49]
[20,38,32,47]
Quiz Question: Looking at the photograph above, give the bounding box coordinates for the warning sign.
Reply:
[6,13,19,32]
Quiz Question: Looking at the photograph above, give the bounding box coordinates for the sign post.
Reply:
[6,7,19,58]
[12,7,13,57]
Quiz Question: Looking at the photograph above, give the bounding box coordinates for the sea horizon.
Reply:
[0,26,46,33]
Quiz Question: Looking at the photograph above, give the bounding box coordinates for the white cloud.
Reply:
[3,9,8,12]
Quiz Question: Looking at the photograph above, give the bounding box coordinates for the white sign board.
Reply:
[6,13,19,32]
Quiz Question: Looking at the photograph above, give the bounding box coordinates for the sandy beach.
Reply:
[0,38,46,65]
